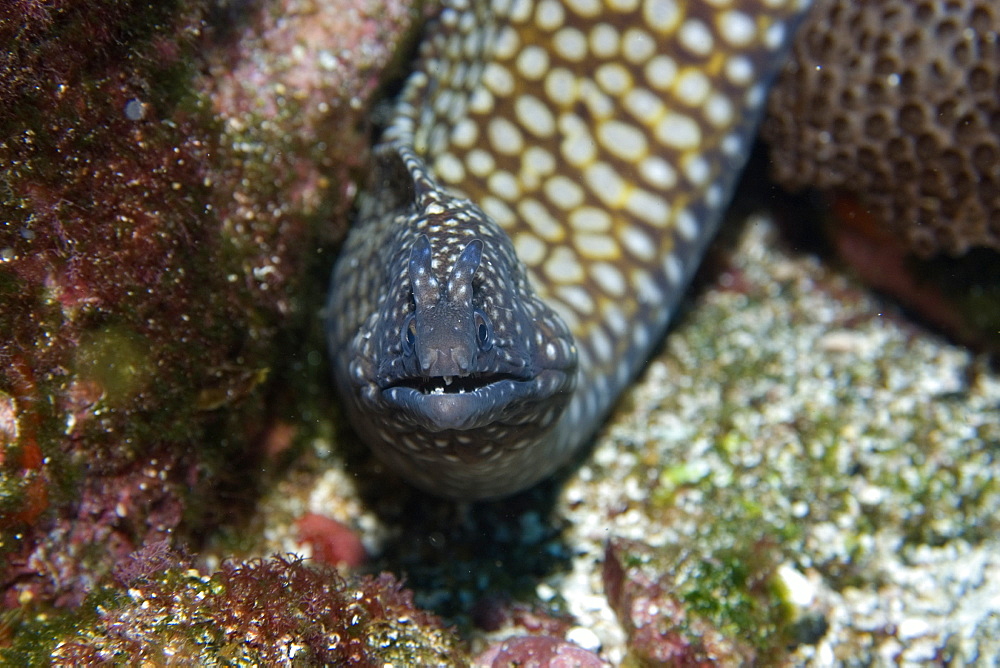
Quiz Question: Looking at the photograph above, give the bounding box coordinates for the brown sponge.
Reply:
[763,0,1000,257]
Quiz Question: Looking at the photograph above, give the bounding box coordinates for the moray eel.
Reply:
[327,0,812,499]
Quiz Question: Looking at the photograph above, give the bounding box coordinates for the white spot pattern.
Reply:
[400,0,809,441]
[330,0,812,498]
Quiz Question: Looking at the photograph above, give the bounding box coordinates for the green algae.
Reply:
[592,217,1000,661]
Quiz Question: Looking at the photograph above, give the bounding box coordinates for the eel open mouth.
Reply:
[387,372,523,395]
[381,370,559,432]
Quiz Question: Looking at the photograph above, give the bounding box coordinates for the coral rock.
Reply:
[764,0,1000,257]
[474,635,609,668]
[602,539,768,666]
[0,0,413,608]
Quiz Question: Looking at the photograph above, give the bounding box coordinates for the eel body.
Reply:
[328,0,811,499]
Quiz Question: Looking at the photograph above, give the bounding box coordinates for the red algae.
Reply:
[2,553,466,665]
[0,0,416,610]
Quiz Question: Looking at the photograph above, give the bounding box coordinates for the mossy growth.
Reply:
[675,540,794,653]
[605,534,795,666]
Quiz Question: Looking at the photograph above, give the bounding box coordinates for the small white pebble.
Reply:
[536,582,557,601]
[856,483,884,506]
[124,98,145,121]
[777,563,815,608]
[563,484,585,505]
[818,330,868,353]
[566,626,602,652]
[318,50,339,71]
[817,642,835,664]
[898,617,932,639]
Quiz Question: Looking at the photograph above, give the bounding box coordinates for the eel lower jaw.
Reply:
[381,370,571,432]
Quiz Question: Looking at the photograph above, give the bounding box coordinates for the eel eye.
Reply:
[474,309,493,352]
[401,314,416,355]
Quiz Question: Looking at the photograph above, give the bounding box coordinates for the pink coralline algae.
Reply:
[474,635,609,668]
[0,0,414,609]
[602,538,791,666]
[296,511,368,568]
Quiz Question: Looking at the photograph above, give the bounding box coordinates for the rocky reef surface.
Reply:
[2,0,999,665]
[219,215,1000,666]
[0,0,410,609]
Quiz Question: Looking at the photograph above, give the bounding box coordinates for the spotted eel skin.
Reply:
[327,0,812,499]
